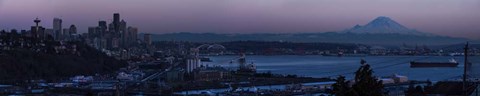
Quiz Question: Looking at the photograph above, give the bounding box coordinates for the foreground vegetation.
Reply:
[0,32,127,82]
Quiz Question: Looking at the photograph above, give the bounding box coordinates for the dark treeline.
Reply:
[0,31,127,82]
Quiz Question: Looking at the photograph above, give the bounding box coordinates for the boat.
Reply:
[200,57,212,62]
[410,58,458,68]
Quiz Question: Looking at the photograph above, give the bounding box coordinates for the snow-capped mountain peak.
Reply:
[345,16,429,35]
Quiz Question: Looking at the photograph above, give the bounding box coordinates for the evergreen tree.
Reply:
[405,82,426,96]
[352,64,385,96]
[330,60,385,96]
[331,76,356,96]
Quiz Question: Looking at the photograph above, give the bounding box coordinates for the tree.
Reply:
[352,64,385,96]
[405,82,427,96]
[331,76,356,96]
[330,60,385,96]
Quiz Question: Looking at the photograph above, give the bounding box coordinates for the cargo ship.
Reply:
[410,58,458,68]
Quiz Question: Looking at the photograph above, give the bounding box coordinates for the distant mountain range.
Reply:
[147,16,472,45]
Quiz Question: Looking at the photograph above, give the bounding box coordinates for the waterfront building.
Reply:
[194,67,230,81]
[186,58,200,73]
[165,69,185,82]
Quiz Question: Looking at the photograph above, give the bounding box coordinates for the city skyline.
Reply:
[1,0,480,39]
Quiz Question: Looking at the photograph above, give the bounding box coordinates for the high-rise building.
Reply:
[113,13,120,34]
[108,23,115,33]
[120,20,127,48]
[69,25,77,35]
[88,27,97,39]
[68,25,77,40]
[113,13,120,24]
[98,21,107,28]
[144,33,152,46]
[127,27,138,46]
[98,21,107,37]
[45,28,53,39]
[53,18,62,40]
[63,28,69,40]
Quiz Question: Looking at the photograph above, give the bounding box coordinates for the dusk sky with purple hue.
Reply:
[1,0,479,39]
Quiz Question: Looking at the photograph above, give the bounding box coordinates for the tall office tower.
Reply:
[127,27,138,46]
[53,18,62,40]
[120,20,127,48]
[69,25,77,35]
[63,28,69,40]
[144,33,152,46]
[113,13,120,23]
[120,20,127,32]
[113,13,120,34]
[88,27,97,39]
[99,21,107,27]
[98,21,107,37]
[69,25,77,40]
[108,23,115,34]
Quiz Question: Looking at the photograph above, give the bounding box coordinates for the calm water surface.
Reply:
[204,55,480,81]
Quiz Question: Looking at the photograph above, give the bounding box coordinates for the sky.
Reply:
[0,0,479,39]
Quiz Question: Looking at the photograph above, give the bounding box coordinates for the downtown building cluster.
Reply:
[1,13,154,60]
[86,13,139,50]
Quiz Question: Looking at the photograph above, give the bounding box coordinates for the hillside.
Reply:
[0,33,127,81]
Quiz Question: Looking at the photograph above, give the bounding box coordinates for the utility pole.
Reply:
[464,42,469,96]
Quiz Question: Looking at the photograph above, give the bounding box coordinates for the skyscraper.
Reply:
[113,13,120,34]
[88,27,97,39]
[98,21,107,28]
[63,28,69,40]
[120,20,127,48]
[127,27,138,46]
[69,25,77,35]
[53,18,62,40]
[113,13,120,24]
[69,25,77,40]
[98,21,107,37]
